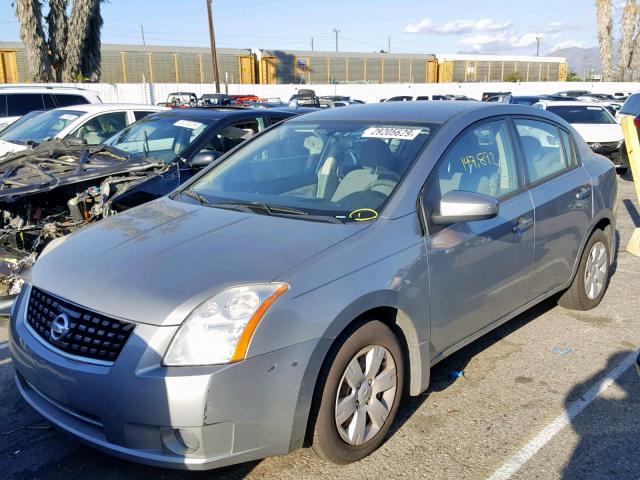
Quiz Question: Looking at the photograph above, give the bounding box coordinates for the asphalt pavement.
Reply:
[0,172,638,480]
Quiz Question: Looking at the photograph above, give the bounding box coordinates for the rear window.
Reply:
[620,93,640,115]
[133,111,157,121]
[54,94,89,107]
[547,106,616,124]
[7,93,45,116]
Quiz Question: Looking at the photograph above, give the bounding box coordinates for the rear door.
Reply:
[513,118,593,299]
[424,118,535,353]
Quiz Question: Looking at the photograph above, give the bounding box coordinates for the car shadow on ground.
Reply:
[387,295,560,439]
[561,350,639,479]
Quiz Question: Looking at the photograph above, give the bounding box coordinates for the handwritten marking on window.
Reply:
[460,152,499,173]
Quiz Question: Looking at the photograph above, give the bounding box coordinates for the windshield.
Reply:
[108,115,216,163]
[547,106,616,124]
[1,109,84,144]
[185,121,436,222]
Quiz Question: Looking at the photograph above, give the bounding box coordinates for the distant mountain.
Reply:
[546,46,601,77]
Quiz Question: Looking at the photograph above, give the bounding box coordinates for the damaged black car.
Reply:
[0,107,306,310]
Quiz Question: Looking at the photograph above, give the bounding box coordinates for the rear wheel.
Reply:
[309,320,404,464]
[558,229,610,310]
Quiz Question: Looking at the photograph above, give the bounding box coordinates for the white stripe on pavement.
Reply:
[0,342,8,351]
[488,350,638,480]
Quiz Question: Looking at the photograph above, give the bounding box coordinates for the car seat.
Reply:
[331,139,399,202]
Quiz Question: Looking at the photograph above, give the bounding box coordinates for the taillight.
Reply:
[633,117,640,129]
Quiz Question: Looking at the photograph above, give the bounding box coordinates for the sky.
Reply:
[0,0,616,55]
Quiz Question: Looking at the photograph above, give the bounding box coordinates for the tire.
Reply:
[309,320,404,464]
[558,229,610,310]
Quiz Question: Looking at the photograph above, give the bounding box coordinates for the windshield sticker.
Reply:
[348,208,379,221]
[362,127,422,140]
[173,119,204,130]
[59,114,79,121]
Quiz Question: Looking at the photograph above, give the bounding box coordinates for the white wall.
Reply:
[7,81,640,104]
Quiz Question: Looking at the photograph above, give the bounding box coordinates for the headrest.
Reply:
[358,138,393,170]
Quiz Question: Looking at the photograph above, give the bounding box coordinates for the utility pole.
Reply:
[536,36,542,57]
[206,0,221,93]
[311,36,314,52]
[140,25,146,45]
[388,35,391,53]
[333,28,340,52]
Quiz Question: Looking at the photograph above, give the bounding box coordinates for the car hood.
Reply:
[572,123,623,143]
[32,196,369,326]
[0,139,25,157]
[0,139,162,200]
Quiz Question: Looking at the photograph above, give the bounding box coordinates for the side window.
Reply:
[134,111,156,121]
[0,94,6,117]
[269,114,290,126]
[515,119,573,183]
[7,93,45,116]
[42,94,56,110]
[432,120,519,200]
[204,118,262,154]
[71,112,127,144]
[559,129,578,166]
[54,94,89,107]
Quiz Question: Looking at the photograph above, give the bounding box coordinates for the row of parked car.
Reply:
[383,89,640,174]
[6,91,621,472]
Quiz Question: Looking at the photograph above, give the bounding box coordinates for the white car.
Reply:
[0,104,168,157]
[614,91,640,124]
[533,100,625,170]
[0,86,102,132]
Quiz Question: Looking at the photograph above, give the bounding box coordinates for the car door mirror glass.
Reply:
[189,150,220,169]
[432,190,499,225]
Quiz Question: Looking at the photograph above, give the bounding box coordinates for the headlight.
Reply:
[163,283,288,366]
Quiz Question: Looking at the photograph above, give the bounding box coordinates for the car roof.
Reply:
[286,101,488,124]
[148,107,286,121]
[538,101,607,107]
[0,86,98,95]
[56,104,167,113]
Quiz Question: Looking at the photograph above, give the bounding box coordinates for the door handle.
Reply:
[512,216,533,235]
[576,185,592,200]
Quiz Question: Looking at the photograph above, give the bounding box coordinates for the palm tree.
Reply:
[596,0,614,81]
[14,0,103,82]
[618,0,638,81]
[15,0,53,81]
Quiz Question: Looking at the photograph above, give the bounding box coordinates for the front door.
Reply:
[424,119,535,354]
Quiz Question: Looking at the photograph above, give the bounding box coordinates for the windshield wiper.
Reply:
[142,130,150,158]
[180,189,211,205]
[188,199,344,224]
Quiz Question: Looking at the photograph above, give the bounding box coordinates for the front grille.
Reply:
[26,287,135,363]
[589,142,619,154]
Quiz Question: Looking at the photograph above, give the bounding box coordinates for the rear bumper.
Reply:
[10,285,321,470]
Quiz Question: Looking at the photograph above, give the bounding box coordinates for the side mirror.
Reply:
[189,150,220,169]
[65,136,87,146]
[432,190,499,225]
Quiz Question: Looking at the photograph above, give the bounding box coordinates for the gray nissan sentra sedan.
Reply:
[9,102,617,470]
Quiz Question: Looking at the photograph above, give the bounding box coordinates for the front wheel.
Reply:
[558,229,610,310]
[309,320,404,464]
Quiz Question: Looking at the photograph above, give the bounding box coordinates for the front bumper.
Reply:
[588,143,622,165]
[9,286,320,470]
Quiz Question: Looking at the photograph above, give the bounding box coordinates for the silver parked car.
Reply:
[10,102,617,470]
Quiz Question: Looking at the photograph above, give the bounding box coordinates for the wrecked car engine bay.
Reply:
[0,140,176,301]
